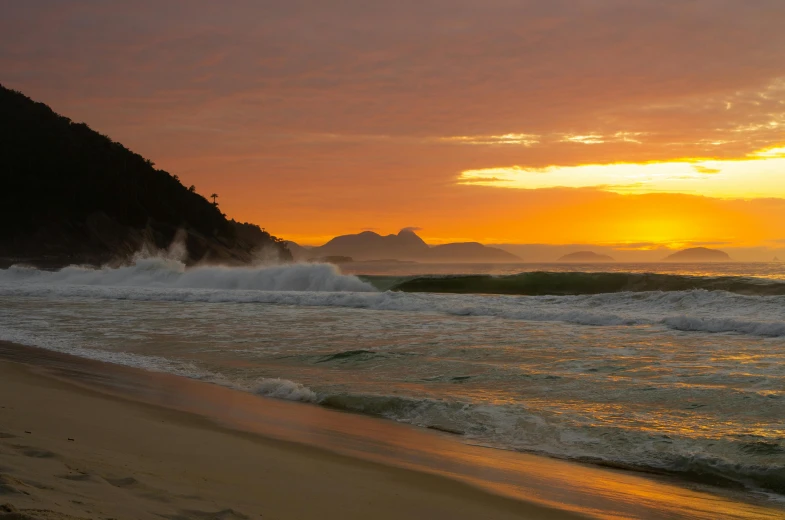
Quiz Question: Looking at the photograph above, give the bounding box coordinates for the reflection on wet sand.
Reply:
[2,342,781,520]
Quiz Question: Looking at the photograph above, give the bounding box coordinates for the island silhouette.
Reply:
[662,247,732,262]
[289,229,520,263]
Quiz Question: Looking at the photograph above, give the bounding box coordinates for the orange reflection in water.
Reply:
[13,343,781,520]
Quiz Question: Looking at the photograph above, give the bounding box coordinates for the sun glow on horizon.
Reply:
[458,146,785,198]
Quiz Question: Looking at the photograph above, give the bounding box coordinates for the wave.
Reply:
[3,264,785,337]
[663,316,785,337]
[315,388,785,496]
[374,271,785,296]
[0,327,223,382]
[315,349,381,363]
[9,261,785,298]
[4,323,784,497]
[0,259,375,292]
[253,378,319,402]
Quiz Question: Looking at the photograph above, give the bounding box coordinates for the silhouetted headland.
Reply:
[0,85,291,267]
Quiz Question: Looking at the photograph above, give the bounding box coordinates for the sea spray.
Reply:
[2,272,784,337]
[0,260,375,293]
[254,378,319,402]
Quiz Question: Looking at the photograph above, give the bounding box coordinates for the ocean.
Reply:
[1,258,784,503]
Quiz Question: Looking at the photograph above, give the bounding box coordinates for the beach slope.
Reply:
[0,360,579,520]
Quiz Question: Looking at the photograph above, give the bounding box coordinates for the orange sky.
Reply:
[2,1,785,251]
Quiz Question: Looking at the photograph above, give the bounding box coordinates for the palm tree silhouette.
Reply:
[210,193,219,206]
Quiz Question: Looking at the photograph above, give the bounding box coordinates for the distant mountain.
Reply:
[313,229,430,261]
[304,229,520,262]
[558,251,615,262]
[428,242,520,262]
[0,84,291,267]
[662,247,732,262]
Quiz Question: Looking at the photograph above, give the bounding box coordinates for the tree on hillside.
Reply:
[0,84,293,264]
[210,193,219,206]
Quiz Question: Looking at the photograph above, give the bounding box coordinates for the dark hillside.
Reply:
[0,85,290,266]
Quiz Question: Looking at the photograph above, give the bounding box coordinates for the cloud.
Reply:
[438,134,540,146]
[456,148,785,198]
[692,165,721,174]
[4,1,785,146]
[685,241,733,247]
[3,1,785,245]
[457,176,513,184]
[560,135,605,145]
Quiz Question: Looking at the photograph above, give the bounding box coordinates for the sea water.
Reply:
[1,258,784,501]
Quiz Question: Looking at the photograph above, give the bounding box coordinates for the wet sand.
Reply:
[0,342,782,520]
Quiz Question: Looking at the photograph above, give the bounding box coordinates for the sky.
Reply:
[2,0,785,254]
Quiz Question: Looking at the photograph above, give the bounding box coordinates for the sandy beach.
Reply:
[0,360,582,520]
[0,344,783,520]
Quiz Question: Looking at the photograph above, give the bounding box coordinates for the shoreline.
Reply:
[1,342,783,519]
[0,355,576,520]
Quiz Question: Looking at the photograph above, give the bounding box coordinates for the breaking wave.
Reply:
[375,271,785,296]
[2,284,784,338]
[262,384,785,496]
[2,263,785,337]
[0,259,374,292]
[253,378,319,402]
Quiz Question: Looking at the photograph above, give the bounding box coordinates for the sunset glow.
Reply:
[459,146,785,198]
[2,1,785,255]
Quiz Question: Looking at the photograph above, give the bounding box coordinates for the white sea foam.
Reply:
[317,390,785,495]
[663,316,785,336]
[253,378,319,402]
[2,263,785,337]
[0,327,212,380]
[1,260,374,292]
